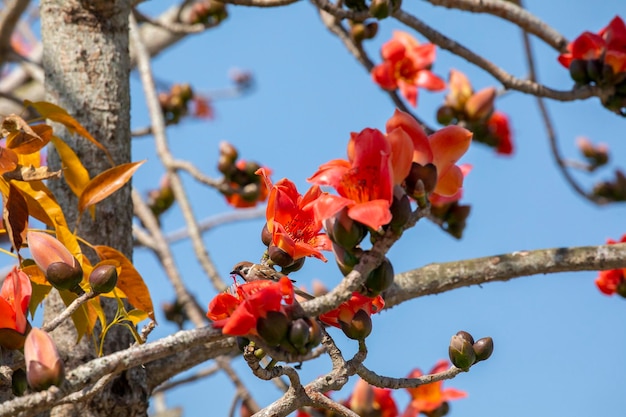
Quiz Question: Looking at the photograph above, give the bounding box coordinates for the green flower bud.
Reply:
[46,261,83,292]
[569,59,590,84]
[89,264,118,294]
[257,311,289,346]
[281,257,305,275]
[287,318,311,354]
[449,334,476,370]
[455,330,474,345]
[12,368,28,397]
[268,245,294,268]
[436,106,456,125]
[364,257,394,296]
[369,0,390,19]
[340,309,372,340]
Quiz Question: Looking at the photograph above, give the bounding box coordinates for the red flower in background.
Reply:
[403,360,467,417]
[595,234,626,296]
[224,161,271,208]
[207,277,294,336]
[319,292,384,328]
[487,111,514,155]
[372,31,446,107]
[258,168,331,262]
[346,378,398,417]
[387,110,472,203]
[0,267,31,335]
[308,127,413,230]
[558,16,626,75]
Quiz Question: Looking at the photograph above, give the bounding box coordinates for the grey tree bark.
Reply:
[40,1,147,416]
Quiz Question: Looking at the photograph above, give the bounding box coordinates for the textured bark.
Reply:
[40,1,147,416]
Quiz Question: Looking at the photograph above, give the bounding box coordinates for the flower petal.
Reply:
[429,125,472,172]
[347,200,392,230]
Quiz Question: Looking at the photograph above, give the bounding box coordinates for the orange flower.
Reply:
[0,267,31,339]
[347,378,398,417]
[559,16,626,75]
[309,127,413,230]
[595,234,626,296]
[207,277,294,336]
[403,360,467,417]
[387,109,471,202]
[258,168,331,262]
[372,31,446,107]
[318,292,384,328]
[487,111,514,155]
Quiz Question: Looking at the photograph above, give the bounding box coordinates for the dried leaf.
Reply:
[3,165,62,182]
[6,124,53,155]
[78,161,145,215]
[3,183,29,252]
[51,136,90,197]
[1,114,35,137]
[24,100,114,164]
[0,147,18,174]
[94,245,155,321]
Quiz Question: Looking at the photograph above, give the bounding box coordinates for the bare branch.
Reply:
[0,0,31,67]
[357,362,464,389]
[41,291,98,333]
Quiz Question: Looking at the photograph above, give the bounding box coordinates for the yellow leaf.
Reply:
[29,282,52,318]
[94,245,155,321]
[58,290,91,341]
[22,264,49,286]
[51,136,90,197]
[78,161,145,215]
[24,100,114,164]
[17,151,41,169]
[88,297,106,331]
[126,309,149,326]
[6,124,53,155]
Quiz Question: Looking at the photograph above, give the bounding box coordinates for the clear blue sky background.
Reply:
[126,1,626,416]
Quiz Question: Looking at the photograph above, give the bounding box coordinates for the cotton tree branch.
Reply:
[357,362,464,389]
[392,9,604,102]
[0,0,31,67]
[426,0,568,52]
[217,0,299,7]
[384,242,626,307]
[41,291,98,333]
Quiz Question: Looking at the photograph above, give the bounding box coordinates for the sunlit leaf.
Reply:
[51,136,90,197]
[22,263,49,286]
[29,281,52,317]
[126,309,149,326]
[89,297,106,330]
[24,100,113,164]
[58,290,91,341]
[3,183,29,252]
[78,161,145,215]
[17,151,41,169]
[94,245,155,321]
[6,124,53,155]
[0,147,18,174]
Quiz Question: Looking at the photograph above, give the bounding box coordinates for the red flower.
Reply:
[372,31,446,107]
[346,378,398,417]
[595,234,626,295]
[559,16,626,75]
[224,161,271,208]
[0,267,31,336]
[387,109,472,202]
[403,360,467,417]
[318,292,384,328]
[258,168,331,262]
[308,126,413,230]
[487,111,514,155]
[206,277,294,336]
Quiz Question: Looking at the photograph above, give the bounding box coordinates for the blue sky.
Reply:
[126,1,626,416]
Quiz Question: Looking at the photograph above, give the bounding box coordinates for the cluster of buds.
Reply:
[448,331,494,370]
[577,137,609,171]
[147,175,175,221]
[437,70,513,155]
[158,83,212,125]
[343,0,401,18]
[256,313,322,356]
[593,169,626,202]
[558,16,626,116]
[430,201,471,239]
[349,21,379,44]
[218,141,269,208]
[188,0,228,25]
[28,231,83,293]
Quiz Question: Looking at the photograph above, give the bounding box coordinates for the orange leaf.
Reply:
[24,100,114,164]
[78,161,145,215]
[22,264,48,286]
[0,147,18,174]
[6,124,53,155]
[94,245,155,321]
[3,183,29,253]
[51,136,90,197]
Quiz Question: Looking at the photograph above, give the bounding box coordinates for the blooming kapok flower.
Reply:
[318,291,384,328]
[387,109,472,203]
[487,111,514,155]
[403,360,467,417]
[0,267,32,349]
[207,277,294,336]
[372,31,446,107]
[346,378,399,417]
[595,234,626,296]
[308,127,413,230]
[558,16,626,75]
[257,168,331,262]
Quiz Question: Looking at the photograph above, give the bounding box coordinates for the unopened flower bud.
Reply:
[12,368,27,396]
[473,337,494,362]
[46,262,83,292]
[405,162,438,198]
[261,223,272,246]
[27,231,83,292]
[236,337,251,352]
[369,0,390,19]
[363,22,379,39]
[287,318,311,354]
[455,330,474,345]
[364,257,394,296]
[88,264,118,294]
[436,106,456,125]
[586,59,603,83]
[332,243,360,276]
[281,257,305,275]
[569,59,590,84]
[449,334,476,370]
[219,141,239,163]
[340,309,372,340]
[350,23,366,43]
[331,208,366,249]
[257,311,289,346]
[465,87,496,122]
[389,186,411,232]
[240,183,261,202]
[268,245,294,268]
[24,328,65,391]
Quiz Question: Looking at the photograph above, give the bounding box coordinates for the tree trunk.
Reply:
[40,1,147,416]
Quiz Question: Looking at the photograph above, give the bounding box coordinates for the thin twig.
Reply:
[41,291,98,333]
